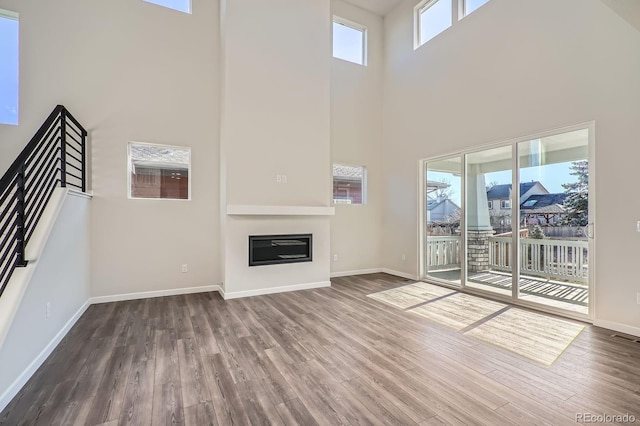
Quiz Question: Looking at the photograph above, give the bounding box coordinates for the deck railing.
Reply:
[490,237,588,283]
[426,235,588,282]
[426,236,460,271]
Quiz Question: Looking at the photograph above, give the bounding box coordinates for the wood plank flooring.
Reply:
[1,273,639,425]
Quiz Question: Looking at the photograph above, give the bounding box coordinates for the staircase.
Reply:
[0,105,88,298]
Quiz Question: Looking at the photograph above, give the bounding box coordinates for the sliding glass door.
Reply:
[422,125,593,318]
[517,129,590,314]
[465,145,514,298]
[424,156,462,286]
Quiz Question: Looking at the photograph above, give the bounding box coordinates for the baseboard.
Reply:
[0,300,90,413]
[593,319,640,338]
[381,268,419,281]
[89,284,222,304]
[222,281,331,300]
[330,268,382,278]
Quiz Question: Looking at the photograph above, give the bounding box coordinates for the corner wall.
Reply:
[330,1,384,276]
[0,0,222,297]
[382,0,640,331]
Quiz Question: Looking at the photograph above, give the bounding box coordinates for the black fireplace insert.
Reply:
[249,234,312,266]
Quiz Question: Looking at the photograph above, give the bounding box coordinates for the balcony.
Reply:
[426,235,589,313]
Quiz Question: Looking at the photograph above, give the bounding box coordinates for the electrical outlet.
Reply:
[402,254,406,261]
[333,254,338,262]
[637,221,640,232]
[181,264,188,273]
[46,302,51,319]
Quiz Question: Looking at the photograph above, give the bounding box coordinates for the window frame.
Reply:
[414,0,491,49]
[127,141,192,201]
[487,200,493,209]
[501,199,511,209]
[332,16,368,66]
[414,0,453,49]
[332,163,368,205]
[461,0,490,18]
[0,9,19,126]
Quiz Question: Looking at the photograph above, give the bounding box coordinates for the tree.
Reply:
[561,160,589,226]
[530,225,545,239]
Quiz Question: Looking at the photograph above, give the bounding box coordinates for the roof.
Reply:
[426,180,449,191]
[520,193,569,211]
[427,198,460,211]
[487,181,541,200]
[333,164,363,179]
[523,204,566,215]
[131,144,190,165]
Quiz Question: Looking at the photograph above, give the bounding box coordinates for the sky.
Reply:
[420,0,452,44]
[428,161,579,206]
[143,0,191,13]
[0,14,19,126]
[333,21,364,65]
[465,0,490,15]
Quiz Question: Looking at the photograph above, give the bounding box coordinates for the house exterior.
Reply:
[332,164,364,204]
[427,197,461,224]
[520,193,569,225]
[486,181,548,231]
[129,144,189,200]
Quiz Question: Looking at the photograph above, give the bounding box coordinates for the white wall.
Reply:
[0,191,90,407]
[383,0,640,330]
[219,0,332,294]
[0,0,222,297]
[330,1,384,276]
[221,0,331,208]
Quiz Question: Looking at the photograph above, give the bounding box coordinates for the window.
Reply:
[332,17,366,66]
[463,0,490,17]
[415,0,452,48]
[128,142,191,200]
[143,0,191,14]
[501,200,511,209]
[522,199,537,207]
[0,9,19,125]
[333,164,366,204]
[487,200,493,209]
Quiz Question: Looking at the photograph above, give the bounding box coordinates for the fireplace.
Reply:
[248,234,312,266]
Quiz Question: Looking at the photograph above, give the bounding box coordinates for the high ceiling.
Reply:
[343,0,403,16]
[599,0,640,33]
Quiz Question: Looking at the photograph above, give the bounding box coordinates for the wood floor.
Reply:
[2,273,640,425]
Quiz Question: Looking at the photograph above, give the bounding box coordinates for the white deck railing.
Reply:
[425,236,460,270]
[426,236,588,282]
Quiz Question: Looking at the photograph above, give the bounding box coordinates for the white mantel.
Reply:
[226,205,335,216]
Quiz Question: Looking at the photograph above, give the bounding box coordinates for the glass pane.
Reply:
[425,157,462,286]
[517,129,589,314]
[419,0,452,45]
[466,145,513,297]
[143,0,191,14]
[464,0,490,16]
[130,143,190,200]
[333,22,364,65]
[0,13,19,125]
[333,164,365,204]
